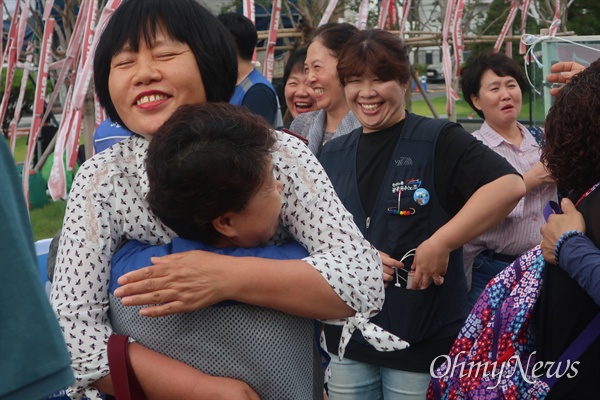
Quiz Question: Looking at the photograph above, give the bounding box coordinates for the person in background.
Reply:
[33,108,59,166]
[460,52,557,307]
[218,12,283,127]
[0,138,74,400]
[318,29,525,399]
[290,22,361,155]
[535,59,600,399]
[110,102,323,400]
[282,48,317,126]
[51,1,386,398]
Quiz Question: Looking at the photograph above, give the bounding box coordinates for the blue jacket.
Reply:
[230,69,283,127]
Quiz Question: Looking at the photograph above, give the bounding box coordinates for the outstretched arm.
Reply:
[411,174,525,289]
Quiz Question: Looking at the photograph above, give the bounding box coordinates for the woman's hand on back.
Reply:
[114,250,235,317]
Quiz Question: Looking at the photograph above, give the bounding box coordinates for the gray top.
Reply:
[110,297,324,400]
[290,109,361,155]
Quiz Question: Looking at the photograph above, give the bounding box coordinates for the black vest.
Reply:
[320,113,468,345]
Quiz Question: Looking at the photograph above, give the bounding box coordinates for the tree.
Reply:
[565,0,600,36]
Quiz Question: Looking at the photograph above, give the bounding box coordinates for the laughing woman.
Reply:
[289,23,361,155]
[318,29,526,399]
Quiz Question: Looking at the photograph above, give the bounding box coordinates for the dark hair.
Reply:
[541,59,600,192]
[217,12,257,61]
[283,48,308,87]
[308,22,359,59]
[94,0,237,128]
[336,29,410,86]
[146,103,276,245]
[460,52,528,119]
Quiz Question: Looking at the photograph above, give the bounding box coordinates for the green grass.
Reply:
[409,93,546,125]
[410,96,475,119]
[30,200,67,241]
[13,136,28,161]
[7,137,67,241]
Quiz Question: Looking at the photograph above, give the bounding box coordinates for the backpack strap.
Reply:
[541,313,600,388]
[108,335,147,400]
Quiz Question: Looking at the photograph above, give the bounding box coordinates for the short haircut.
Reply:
[217,12,257,61]
[460,52,528,119]
[337,29,411,86]
[283,48,308,87]
[542,59,600,192]
[94,0,237,129]
[146,103,277,245]
[308,22,359,59]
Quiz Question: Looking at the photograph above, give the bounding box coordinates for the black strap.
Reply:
[541,313,600,388]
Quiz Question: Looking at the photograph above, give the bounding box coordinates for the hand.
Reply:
[114,250,234,317]
[410,238,450,290]
[379,250,403,288]
[540,198,586,264]
[546,61,586,96]
[524,161,554,190]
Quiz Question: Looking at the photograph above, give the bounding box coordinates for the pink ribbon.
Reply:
[8,44,33,154]
[22,18,54,207]
[0,1,21,125]
[357,0,369,29]
[319,0,339,26]
[493,0,519,54]
[377,0,391,30]
[519,0,532,54]
[399,0,412,37]
[262,0,281,82]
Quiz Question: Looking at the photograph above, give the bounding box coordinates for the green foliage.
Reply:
[413,63,428,76]
[566,0,600,35]
[469,0,542,58]
[0,68,36,134]
[12,136,28,162]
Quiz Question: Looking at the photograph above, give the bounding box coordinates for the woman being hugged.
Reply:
[50,1,387,399]
[318,29,525,399]
[290,23,361,155]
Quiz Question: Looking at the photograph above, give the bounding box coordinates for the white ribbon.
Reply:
[338,313,410,360]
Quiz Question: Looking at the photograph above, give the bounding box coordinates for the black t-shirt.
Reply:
[357,119,517,218]
[334,119,520,372]
[535,187,600,399]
